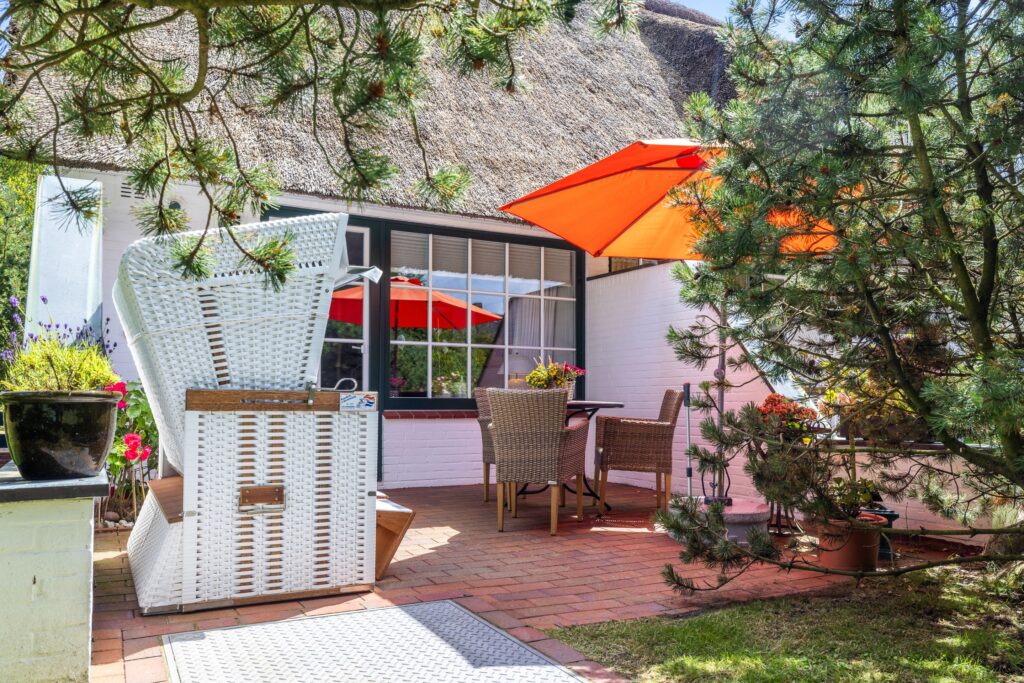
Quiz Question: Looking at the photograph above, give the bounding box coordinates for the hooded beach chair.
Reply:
[116,213,379,613]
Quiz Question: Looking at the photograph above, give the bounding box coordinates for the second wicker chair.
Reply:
[595,389,684,512]
[487,388,588,535]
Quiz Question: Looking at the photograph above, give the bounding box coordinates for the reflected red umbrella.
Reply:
[330,276,502,328]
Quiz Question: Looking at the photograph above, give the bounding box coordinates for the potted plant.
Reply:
[0,297,121,480]
[101,381,158,524]
[816,477,887,572]
[745,393,826,534]
[524,358,586,397]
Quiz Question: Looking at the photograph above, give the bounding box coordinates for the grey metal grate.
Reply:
[163,600,584,683]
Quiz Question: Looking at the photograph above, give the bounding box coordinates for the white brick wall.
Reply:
[381,419,484,489]
[584,262,770,500]
[0,498,95,683]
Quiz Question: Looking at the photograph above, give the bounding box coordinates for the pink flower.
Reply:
[141,445,152,460]
[123,433,142,450]
[125,448,139,462]
[105,381,128,409]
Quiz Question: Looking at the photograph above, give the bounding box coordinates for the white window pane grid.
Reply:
[389,232,577,398]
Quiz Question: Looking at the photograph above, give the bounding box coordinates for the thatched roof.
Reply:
[50,5,729,220]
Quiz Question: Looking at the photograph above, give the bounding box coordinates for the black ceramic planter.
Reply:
[1,391,119,480]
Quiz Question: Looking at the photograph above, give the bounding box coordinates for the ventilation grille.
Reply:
[119,182,145,200]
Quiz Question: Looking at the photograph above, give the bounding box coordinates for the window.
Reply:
[387,230,579,399]
[608,257,661,273]
[262,206,370,390]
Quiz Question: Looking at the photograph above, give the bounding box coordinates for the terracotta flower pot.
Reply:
[817,512,886,572]
[1,391,119,480]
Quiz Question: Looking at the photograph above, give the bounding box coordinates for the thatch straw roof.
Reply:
[49,4,729,220]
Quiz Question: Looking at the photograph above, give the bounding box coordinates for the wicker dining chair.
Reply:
[486,389,588,535]
[475,387,500,503]
[595,389,684,512]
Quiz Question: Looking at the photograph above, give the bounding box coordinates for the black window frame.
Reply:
[263,207,587,410]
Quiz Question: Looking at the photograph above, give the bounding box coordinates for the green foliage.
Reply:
[0,0,639,285]
[1,338,118,392]
[105,382,159,520]
[0,159,41,382]
[554,568,1024,682]
[665,0,1024,582]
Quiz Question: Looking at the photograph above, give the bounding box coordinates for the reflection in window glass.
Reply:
[544,300,575,349]
[472,347,504,390]
[320,342,363,389]
[472,240,505,293]
[508,244,541,294]
[328,280,365,339]
[390,345,428,397]
[346,231,366,267]
[507,297,541,348]
[431,290,469,345]
[327,318,363,341]
[387,230,577,400]
[391,231,428,281]
[432,346,468,398]
[544,248,574,297]
[389,282,430,342]
[432,235,468,290]
[548,349,576,368]
[507,348,542,388]
[470,294,505,345]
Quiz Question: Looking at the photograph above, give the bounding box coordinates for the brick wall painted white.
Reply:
[584,262,770,501]
[381,419,484,489]
[0,498,95,683]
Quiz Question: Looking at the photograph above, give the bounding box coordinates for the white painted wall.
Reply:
[0,498,95,683]
[381,418,484,488]
[584,262,770,500]
[27,176,104,337]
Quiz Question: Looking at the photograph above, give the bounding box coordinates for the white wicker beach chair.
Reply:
[117,214,378,613]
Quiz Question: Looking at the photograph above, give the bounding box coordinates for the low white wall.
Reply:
[381,418,484,488]
[0,498,95,682]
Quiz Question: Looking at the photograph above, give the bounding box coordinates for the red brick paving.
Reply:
[91,482,872,682]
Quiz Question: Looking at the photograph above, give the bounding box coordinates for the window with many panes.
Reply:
[387,230,578,399]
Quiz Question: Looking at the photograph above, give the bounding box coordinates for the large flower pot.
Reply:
[817,512,886,572]
[1,391,119,480]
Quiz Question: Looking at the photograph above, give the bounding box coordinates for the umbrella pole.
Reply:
[714,299,729,504]
[684,382,692,498]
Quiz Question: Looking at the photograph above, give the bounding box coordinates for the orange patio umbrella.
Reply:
[331,276,502,329]
[500,138,836,259]
[500,139,839,502]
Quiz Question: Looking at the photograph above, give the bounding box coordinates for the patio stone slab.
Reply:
[163,601,583,683]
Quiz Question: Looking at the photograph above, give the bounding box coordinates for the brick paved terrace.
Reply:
[90,482,934,682]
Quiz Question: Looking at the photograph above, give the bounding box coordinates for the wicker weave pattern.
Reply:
[595,389,683,473]
[487,389,586,484]
[474,388,495,466]
[112,214,348,474]
[127,493,184,611]
[181,408,376,605]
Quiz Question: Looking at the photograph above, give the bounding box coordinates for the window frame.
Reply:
[378,220,586,410]
[263,207,586,410]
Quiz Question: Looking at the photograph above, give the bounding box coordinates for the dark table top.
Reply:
[0,461,109,503]
[566,400,625,410]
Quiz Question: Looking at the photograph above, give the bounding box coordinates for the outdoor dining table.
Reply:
[517,399,625,510]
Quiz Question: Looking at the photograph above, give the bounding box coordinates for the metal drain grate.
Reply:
[163,600,584,683]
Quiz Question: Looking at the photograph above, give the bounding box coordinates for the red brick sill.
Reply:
[383,410,479,419]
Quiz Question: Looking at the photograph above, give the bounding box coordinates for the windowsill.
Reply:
[383,410,479,419]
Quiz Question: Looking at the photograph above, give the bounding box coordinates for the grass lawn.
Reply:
[552,568,1024,682]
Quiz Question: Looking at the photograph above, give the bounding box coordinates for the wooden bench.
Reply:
[376,496,415,581]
